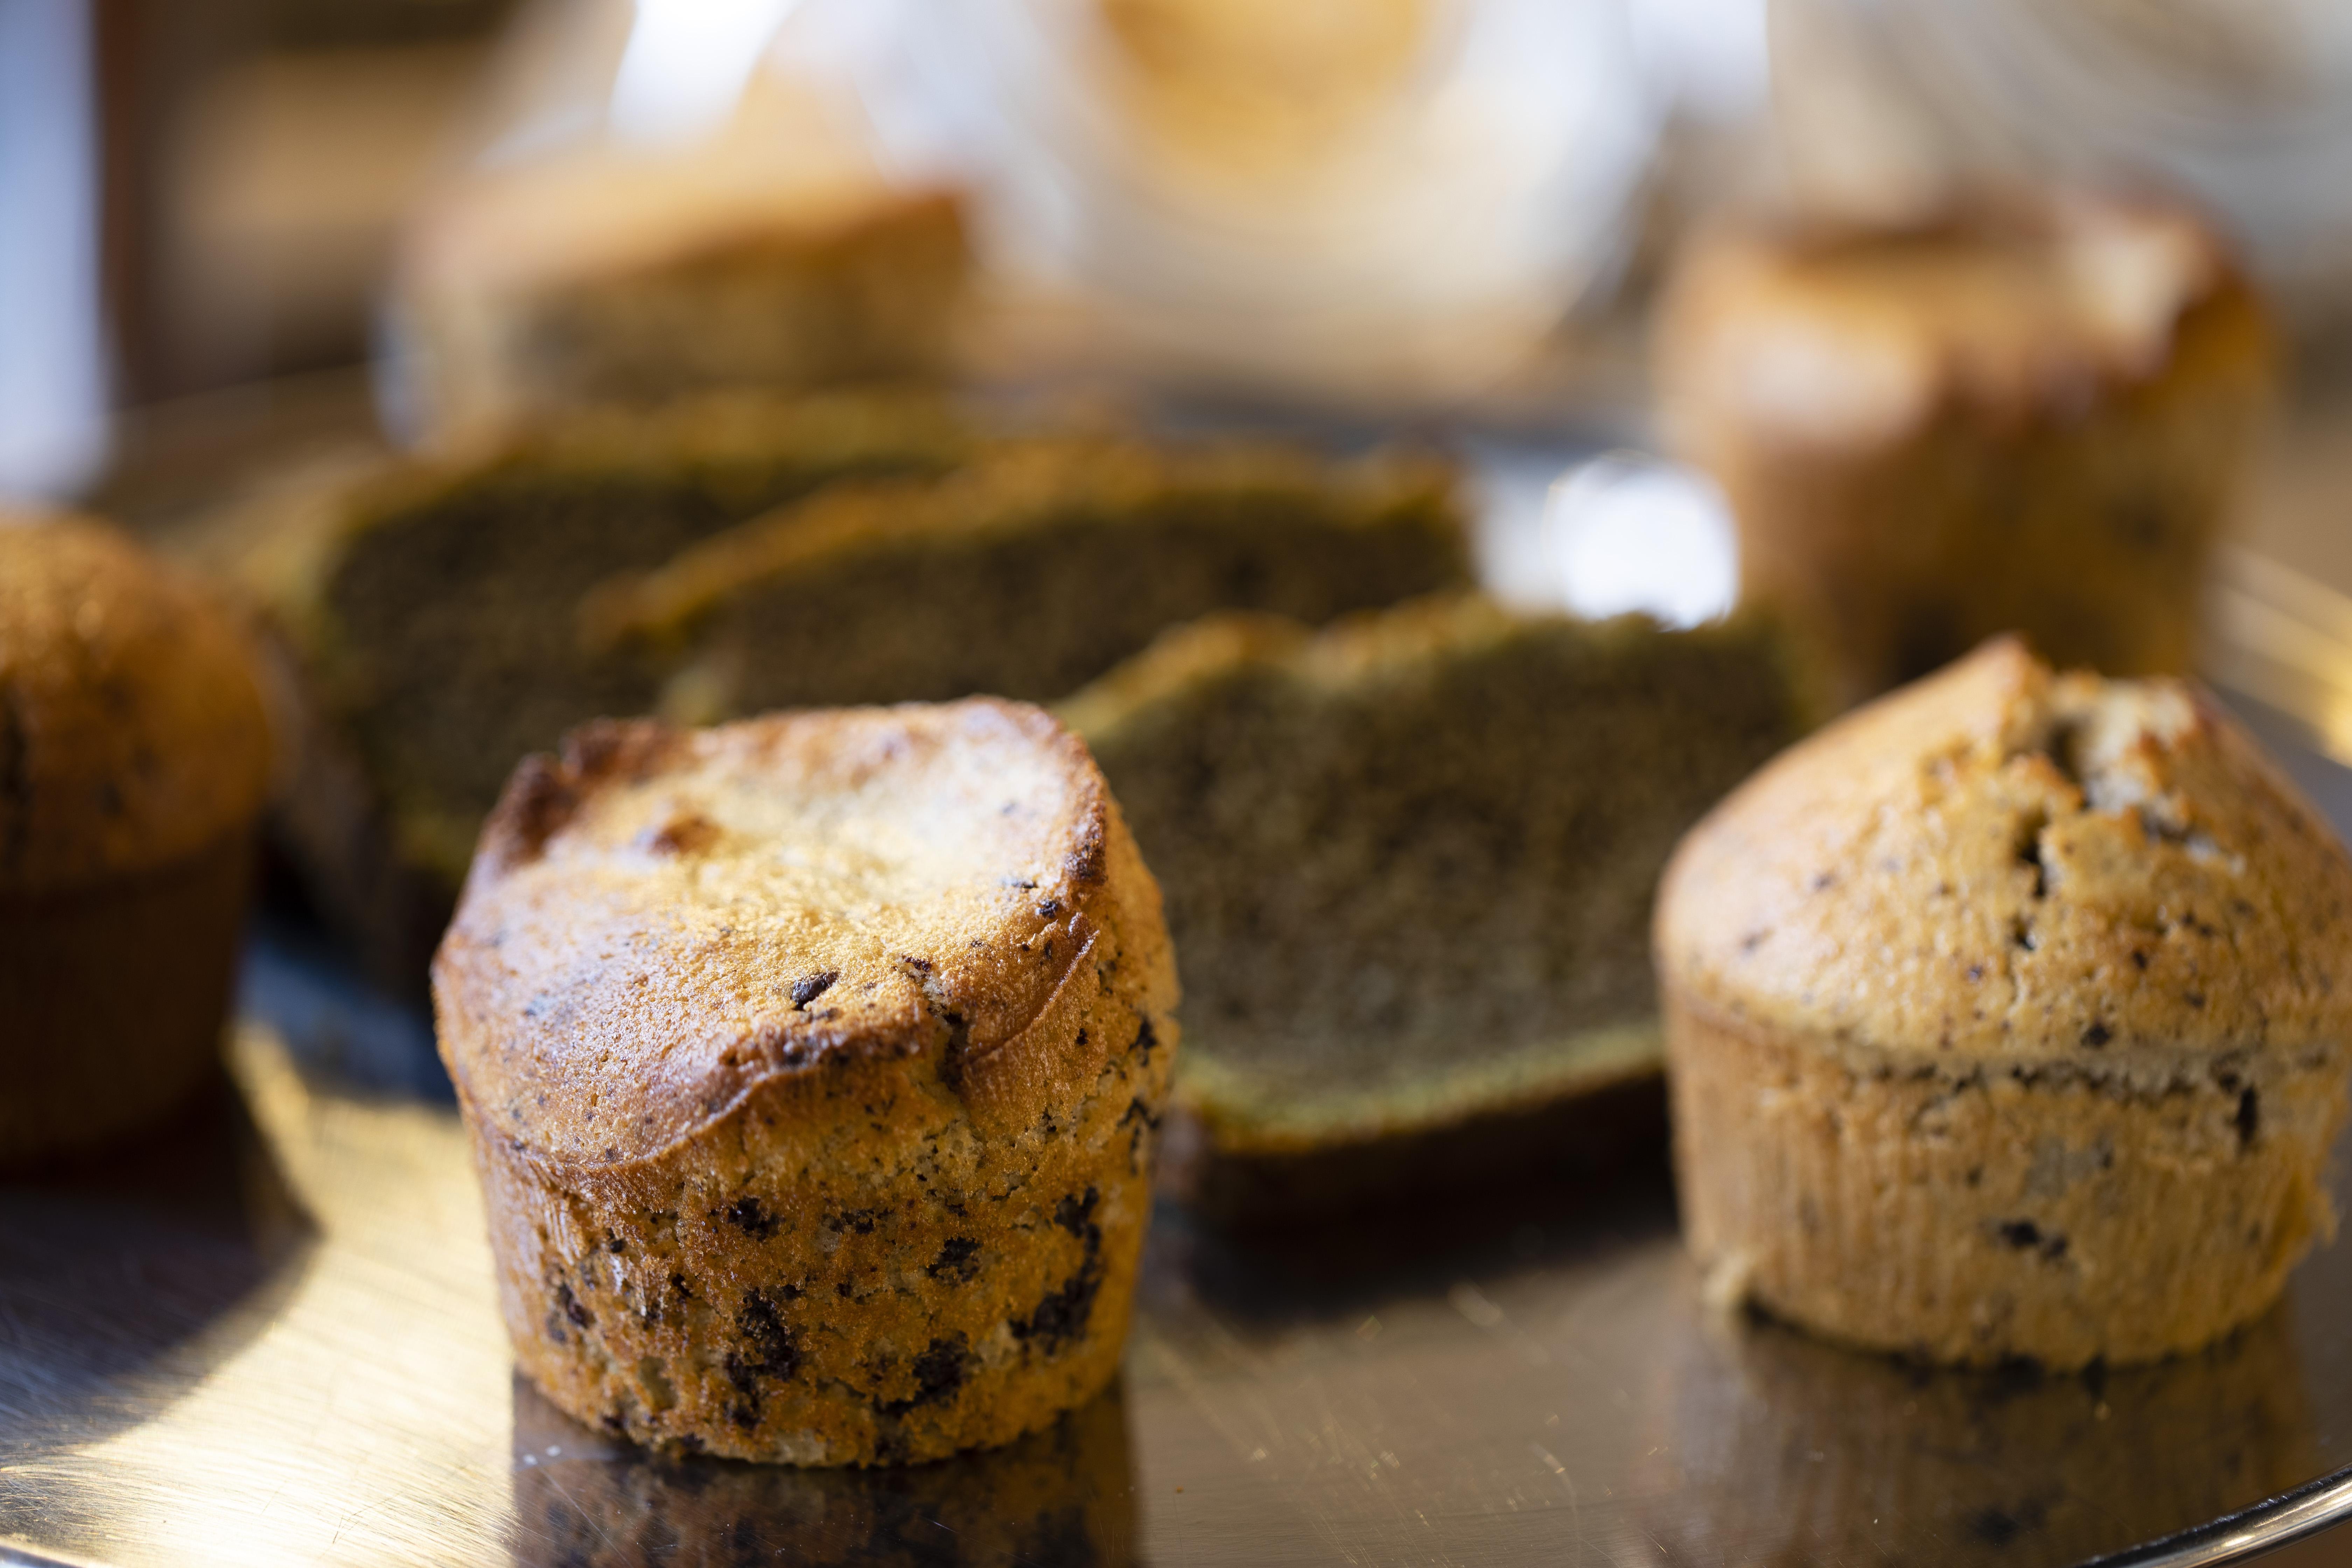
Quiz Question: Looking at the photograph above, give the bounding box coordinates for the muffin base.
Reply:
[0,831,253,1166]
[470,926,1175,1466]
[1665,988,2347,1369]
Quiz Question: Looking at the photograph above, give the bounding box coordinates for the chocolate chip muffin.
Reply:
[1658,637,2352,1367]
[433,700,1178,1464]
[1,516,272,1163]
[1659,194,2274,709]
[1063,594,1811,1221]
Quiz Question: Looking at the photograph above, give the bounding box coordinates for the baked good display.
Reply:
[240,390,974,985]
[1657,193,2274,708]
[433,700,1178,1464]
[0,516,272,1163]
[1658,637,2352,1368]
[245,401,1465,990]
[1061,594,1810,1220]
[395,77,968,441]
[588,436,1468,725]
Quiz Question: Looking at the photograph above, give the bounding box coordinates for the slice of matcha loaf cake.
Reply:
[1061,594,1811,1222]
[242,389,975,983]
[244,398,1469,988]
[585,436,1465,724]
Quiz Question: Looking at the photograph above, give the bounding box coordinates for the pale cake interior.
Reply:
[1071,601,1805,1147]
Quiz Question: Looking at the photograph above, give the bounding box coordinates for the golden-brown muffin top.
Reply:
[432,700,1171,1172]
[1658,638,2352,1068]
[0,515,272,893]
[1660,195,2264,448]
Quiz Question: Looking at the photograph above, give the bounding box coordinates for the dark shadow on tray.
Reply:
[0,1070,315,1451]
[506,1374,1138,1567]
[1635,1279,2322,1568]
[239,909,451,1102]
[1144,1076,1678,1327]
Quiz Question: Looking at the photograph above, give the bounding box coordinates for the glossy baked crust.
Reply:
[1658,638,2352,1366]
[1659,196,2275,706]
[433,700,1178,1464]
[0,516,271,894]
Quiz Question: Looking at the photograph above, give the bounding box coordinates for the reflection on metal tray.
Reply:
[6,886,2352,1561]
[12,400,2352,1562]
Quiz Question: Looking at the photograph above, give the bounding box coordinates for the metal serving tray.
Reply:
[2,701,2351,1568]
[12,397,2352,1565]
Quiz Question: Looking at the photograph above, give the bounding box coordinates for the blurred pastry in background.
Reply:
[240,395,1465,992]
[1658,637,2352,1368]
[0,516,272,1163]
[1658,191,2274,709]
[926,0,1658,408]
[235,390,971,989]
[588,436,1467,725]
[435,700,1176,1465]
[1063,594,1811,1222]
[393,68,969,443]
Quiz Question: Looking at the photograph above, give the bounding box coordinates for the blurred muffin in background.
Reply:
[393,67,969,443]
[1658,192,2274,709]
[0,516,272,1164]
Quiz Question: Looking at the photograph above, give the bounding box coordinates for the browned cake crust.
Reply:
[0,517,271,1163]
[1659,195,2275,707]
[433,701,1178,1464]
[1657,638,2352,1367]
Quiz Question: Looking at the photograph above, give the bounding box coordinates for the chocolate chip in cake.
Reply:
[926,1238,982,1284]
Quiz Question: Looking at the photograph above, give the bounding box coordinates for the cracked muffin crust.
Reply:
[0,516,271,1162]
[1658,638,2352,1367]
[433,699,1178,1464]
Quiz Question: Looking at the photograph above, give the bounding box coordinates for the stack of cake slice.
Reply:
[237,392,1470,985]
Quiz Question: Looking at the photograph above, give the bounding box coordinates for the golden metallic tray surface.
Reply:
[12,407,2352,1565]
[2,988,2350,1567]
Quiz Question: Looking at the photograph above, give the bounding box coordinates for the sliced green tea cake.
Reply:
[1063,594,1812,1221]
